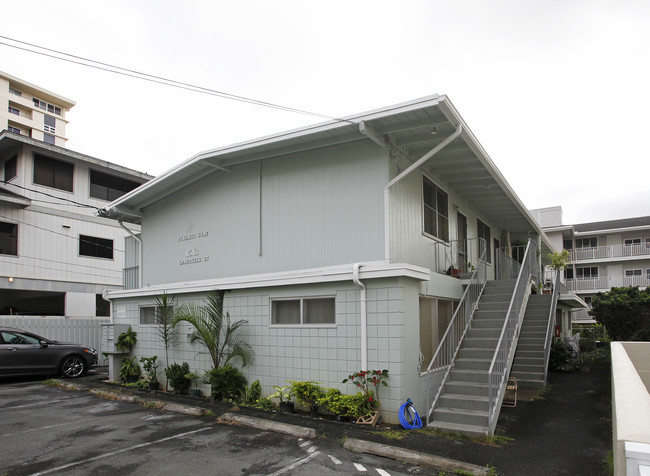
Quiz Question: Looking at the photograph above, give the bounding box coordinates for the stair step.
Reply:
[472,318,507,329]
[454,358,491,371]
[427,420,488,438]
[444,381,489,397]
[433,406,489,427]
[438,393,489,411]
[449,369,489,384]
[512,364,544,373]
[457,348,494,360]
[462,337,498,349]
[467,328,502,339]
[512,357,544,366]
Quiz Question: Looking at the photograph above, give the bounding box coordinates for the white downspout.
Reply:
[352,263,368,370]
[383,124,463,263]
[119,220,143,288]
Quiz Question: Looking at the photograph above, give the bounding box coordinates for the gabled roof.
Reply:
[101,95,549,246]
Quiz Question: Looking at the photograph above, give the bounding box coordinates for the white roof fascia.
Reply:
[104,262,431,300]
[574,225,650,236]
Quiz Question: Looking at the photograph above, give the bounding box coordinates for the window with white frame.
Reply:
[8,106,19,116]
[33,153,73,191]
[139,305,173,325]
[79,235,113,259]
[32,98,62,116]
[271,297,335,326]
[9,87,22,97]
[625,269,642,277]
[422,176,449,241]
[646,268,650,280]
[625,238,641,246]
[566,266,598,279]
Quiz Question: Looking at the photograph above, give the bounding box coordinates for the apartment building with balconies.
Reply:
[1,71,75,147]
[533,207,650,323]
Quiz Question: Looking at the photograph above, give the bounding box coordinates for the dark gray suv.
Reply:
[0,327,97,378]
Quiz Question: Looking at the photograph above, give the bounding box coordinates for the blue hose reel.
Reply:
[399,398,423,429]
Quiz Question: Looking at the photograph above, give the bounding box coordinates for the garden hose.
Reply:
[399,398,423,429]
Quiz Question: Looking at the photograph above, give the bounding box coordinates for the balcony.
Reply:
[570,243,650,262]
[566,274,650,292]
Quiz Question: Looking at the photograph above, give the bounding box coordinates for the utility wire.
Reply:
[2,181,101,211]
[0,35,357,125]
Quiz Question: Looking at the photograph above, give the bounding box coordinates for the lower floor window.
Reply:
[271,297,335,326]
[139,306,173,325]
[79,235,113,259]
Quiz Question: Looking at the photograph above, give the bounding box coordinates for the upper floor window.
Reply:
[566,266,598,279]
[4,156,17,181]
[477,219,491,264]
[43,133,55,145]
[422,176,449,241]
[8,106,19,116]
[625,269,642,277]
[625,238,641,246]
[0,221,18,256]
[33,153,73,192]
[79,235,113,259]
[575,237,597,249]
[44,115,56,134]
[9,87,22,97]
[271,297,335,326]
[8,126,21,135]
[89,170,141,201]
[32,98,61,116]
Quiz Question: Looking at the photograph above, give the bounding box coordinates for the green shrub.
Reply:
[288,380,324,407]
[254,397,277,411]
[549,339,577,371]
[119,356,141,381]
[207,364,247,401]
[247,379,262,404]
[165,362,192,394]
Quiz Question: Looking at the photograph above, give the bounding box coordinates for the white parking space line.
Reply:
[307,445,317,453]
[0,398,71,410]
[0,417,97,438]
[354,462,367,471]
[376,469,391,476]
[266,451,321,476]
[328,454,342,465]
[27,426,212,476]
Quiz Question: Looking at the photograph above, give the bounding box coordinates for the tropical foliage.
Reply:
[589,286,650,341]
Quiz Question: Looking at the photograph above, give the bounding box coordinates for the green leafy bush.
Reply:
[119,356,141,381]
[253,397,277,411]
[246,379,262,404]
[289,380,324,407]
[207,364,247,401]
[165,362,192,394]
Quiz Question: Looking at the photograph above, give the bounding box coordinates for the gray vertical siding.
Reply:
[140,142,388,286]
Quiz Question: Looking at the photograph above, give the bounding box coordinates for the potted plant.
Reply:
[185,371,203,397]
[342,369,388,426]
[165,362,192,395]
[115,327,137,353]
[289,380,324,417]
[446,265,460,278]
[119,356,141,383]
[270,385,294,413]
[140,356,160,390]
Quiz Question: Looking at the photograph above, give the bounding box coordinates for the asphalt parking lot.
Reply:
[0,373,423,476]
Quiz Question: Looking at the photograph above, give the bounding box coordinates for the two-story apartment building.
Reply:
[539,207,650,323]
[101,95,562,433]
[1,71,75,147]
[0,131,153,317]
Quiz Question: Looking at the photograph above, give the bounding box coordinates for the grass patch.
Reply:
[43,379,63,387]
[416,427,513,447]
[374,428,409,440]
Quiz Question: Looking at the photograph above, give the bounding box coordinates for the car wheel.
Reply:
[60,355,86,378]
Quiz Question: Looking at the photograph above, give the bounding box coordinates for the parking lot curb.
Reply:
[218,412,317,439]
[343,438,489,475]
[161,402,208,416]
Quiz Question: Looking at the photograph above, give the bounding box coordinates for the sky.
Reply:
[3,0,650,225]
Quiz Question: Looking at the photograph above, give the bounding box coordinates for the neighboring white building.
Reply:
[533,207,649,324]
[101,95,569,432]
[1,71,75,148]
[0,131,153,317]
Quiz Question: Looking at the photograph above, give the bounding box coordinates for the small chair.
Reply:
[502,377,518,408]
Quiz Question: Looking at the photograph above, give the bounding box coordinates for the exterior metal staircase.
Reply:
[430,279,517,436]
[510,294,553,388]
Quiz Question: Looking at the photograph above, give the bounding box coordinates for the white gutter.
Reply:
[352,263,368,370]
[119,220,143,288]
[383,125,463,262]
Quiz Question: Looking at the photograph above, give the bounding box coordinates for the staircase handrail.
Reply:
[425,238,488,423]
[486,239,538,432]
[543,269,561,381]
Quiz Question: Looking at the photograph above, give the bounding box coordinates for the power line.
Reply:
[0,35,357,125]
[2,180,101,211]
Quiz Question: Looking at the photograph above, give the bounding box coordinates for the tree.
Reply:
[547,250,570,271]
[172,290,254,370]
[589,286,650,341]
[153,292,178,391]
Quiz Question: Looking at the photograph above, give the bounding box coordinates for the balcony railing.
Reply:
[123,266,139,290]
[566,275,650,291]
[570,243,650,261]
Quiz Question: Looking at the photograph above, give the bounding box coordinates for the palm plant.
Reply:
[172,290,254,370]
[153,292,178,390]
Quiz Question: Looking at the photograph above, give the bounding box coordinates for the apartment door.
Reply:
[457,212,468,272]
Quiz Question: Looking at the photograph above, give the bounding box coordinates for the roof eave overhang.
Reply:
[104,262,431,300]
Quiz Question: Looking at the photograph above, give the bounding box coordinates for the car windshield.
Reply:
[0,331,41,345]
